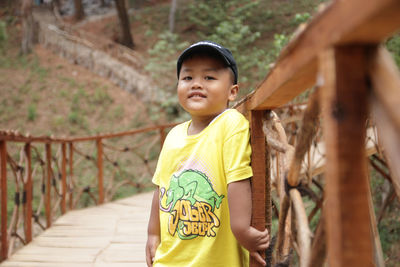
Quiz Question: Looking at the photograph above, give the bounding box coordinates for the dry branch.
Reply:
[276,195,291,262]
[309,213,326,267]
[369,47,400,201]
[289,189,312,267]
[287,89,320,187]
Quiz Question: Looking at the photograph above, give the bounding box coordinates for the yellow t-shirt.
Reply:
[152,109,253,267]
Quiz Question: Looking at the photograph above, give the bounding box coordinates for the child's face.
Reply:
[177,55,238,120]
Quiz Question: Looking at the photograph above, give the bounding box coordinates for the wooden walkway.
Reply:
[0,192,153,267]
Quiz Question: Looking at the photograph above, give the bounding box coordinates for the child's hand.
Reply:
[145,234,160,267]
[247,228,270,266]
[249,227,270,251]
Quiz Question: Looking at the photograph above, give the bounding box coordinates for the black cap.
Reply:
[177,41,238,84]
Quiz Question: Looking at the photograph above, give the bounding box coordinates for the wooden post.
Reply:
[264,113,272,266]
[45,143,52,228]
[61,143,67,214]
[24,143,32,243]
[250,110,266,267]
[97,139,104,204]
[68,143,74,210]
[320,46,374,267]
[0,141,8,260]
[159,128,166,150]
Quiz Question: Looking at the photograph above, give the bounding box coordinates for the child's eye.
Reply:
[205,76,215,80]
[182,76,192,81]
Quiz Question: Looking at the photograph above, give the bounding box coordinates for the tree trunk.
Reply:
[52,0,61,11]
[114,0,134,49]
[74,0,85,21]
[21,0,34,54]
[169,0,177,32]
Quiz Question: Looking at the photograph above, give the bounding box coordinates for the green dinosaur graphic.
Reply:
[160,169,224,240]
[162,169,224,212]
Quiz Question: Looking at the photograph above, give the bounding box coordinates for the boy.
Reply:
[146,41,270,267]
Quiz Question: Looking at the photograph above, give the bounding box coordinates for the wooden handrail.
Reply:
[235,0,400,112]
[0,123,178,143]
[0,141,7,261]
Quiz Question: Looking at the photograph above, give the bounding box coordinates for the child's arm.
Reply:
[228,178,270,266]
[146,188,160,267]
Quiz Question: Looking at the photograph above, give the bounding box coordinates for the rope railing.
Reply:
[0,123,177,260]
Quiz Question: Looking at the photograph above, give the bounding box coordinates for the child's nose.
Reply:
[191,78,203,89]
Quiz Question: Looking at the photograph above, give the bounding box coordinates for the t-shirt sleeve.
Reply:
[223,127,253,184]
[152,139,167,186]
[152,155,162,186]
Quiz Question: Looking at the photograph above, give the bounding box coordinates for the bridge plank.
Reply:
[0,192,153,266]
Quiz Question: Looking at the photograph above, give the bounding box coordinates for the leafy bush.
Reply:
[27,104,37,121]
[0,20,7,45]
[186,0,264,91]
[292,12,311,25]
[386,34,400,68]
[145,31,189,119]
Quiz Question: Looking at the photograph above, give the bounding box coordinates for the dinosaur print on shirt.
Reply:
[159,169,224,240]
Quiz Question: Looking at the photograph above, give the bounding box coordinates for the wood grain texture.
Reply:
[320,46,374,267]
[0,141,7,261]
[250,110,266,267]
[0,192,153,267]
[232,0,400,111]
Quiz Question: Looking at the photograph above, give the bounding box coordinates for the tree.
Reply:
[21,0,34,54]
[74,0,85,21]
[169,0,178,32]
[114,0,134,48]
[99,0,107,7]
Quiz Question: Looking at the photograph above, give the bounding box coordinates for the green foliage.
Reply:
[0,20,7,51]
[111,105,124,120]
[68,111,81,124]
[186,0,263,89]
[386,34,400,68]
[187,0,259,36]
[27,104,37,121]
[146,31,189,83]
[29,56,49,82]
[93,86,112,104]
[145,0,330,116]
[370,166,400,265]
[292,12,311,25]
[145,31,189,118]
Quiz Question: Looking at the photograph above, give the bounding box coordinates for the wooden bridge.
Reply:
[1,0,400,266]
[0,192,152,267]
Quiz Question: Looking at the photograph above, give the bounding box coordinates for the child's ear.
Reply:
[228,84,239,101]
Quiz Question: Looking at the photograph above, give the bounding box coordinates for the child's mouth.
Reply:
[188,92,206,98]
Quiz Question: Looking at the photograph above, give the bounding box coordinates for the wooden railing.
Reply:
[234,0,400,266]
[0,123,177,260]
